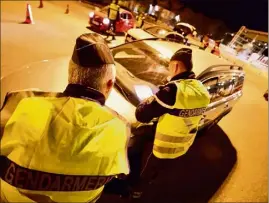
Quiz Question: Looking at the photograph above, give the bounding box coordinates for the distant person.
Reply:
[0,33,130,203]
[202,34,210,50]
[211,41,221,56]
[106,0,120,41]
[136,12,145,28]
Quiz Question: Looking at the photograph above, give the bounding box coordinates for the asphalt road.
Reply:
[1,1,268,202]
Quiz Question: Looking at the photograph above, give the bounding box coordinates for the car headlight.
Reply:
[103,18,110,25]
[158,30,167,35]
[89,12,94,18]
[134,85,153,101]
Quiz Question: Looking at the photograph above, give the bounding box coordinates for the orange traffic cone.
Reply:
[65,4,69,14]
[23,3,34,24]
[38,0,43,8]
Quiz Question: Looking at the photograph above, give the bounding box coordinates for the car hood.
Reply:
[141,40,231,75]
[128,28,155,39]
[94,10,107,19]
[0,57,137,123]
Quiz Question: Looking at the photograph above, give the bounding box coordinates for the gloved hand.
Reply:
[131,119,158,132]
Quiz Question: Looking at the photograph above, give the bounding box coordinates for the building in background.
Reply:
[221,26,268,70]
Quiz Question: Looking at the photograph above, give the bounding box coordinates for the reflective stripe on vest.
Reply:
[155,132,194,143]
[0,156,114,191]
[153,79,210,159]
[153,145,184,155]
[109,3,119,20]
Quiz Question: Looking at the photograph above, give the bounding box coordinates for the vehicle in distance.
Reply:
[174,22,197,37]
[89,6,135,33]
[125,25,187,44]
[1,39,245,132]
[174,22,206,49]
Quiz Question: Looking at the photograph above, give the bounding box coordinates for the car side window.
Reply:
[165,34,175,41]
[166,34,184,43]
[203,77,219,102]
[174,35,185,43]
[126,13,132,19]
[218,76,234,97]
[232,75,244,93]
[121,13,132,20]
[203,74,242,103]
[121,13,127,19]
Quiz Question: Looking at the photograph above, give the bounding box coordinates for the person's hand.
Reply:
[131,118,158,131]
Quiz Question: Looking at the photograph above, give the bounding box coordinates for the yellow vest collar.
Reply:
[63,84,105,105]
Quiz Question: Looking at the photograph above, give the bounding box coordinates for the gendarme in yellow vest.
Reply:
[0,91,130,202]
[153,79,210,159]
[136,14,144,28]
[108,3,120,21]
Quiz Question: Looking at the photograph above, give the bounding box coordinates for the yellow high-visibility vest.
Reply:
[0,91,130,202]
[153,79,210,159]
[108,3,120,20]
[118,0,126,7]
[136,15,144,28]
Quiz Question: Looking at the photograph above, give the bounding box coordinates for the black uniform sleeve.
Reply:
[135,83,177,123]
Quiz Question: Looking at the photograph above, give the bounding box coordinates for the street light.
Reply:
[175,15,180,22]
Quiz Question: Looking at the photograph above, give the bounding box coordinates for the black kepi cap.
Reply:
[71,33,115,67]
[170,48,193,71]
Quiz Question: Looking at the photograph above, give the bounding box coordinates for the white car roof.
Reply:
[176,22,196,31]
[128,28,155,39]
[142,40,231,75]
[128,28,185,40]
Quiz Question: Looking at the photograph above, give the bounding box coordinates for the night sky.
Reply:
[179,0,268,32]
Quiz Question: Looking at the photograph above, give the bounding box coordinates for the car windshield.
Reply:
[100,6,109,14]
[145,26,172,38]
[111,41,170,86]
[175,25,193,36]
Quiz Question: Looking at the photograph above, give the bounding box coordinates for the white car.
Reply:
[174,22,197,37]
[125,25,187,44]
[174,22,205,49]
[1,39,245,132]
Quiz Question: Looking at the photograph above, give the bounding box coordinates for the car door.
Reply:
[196,65,245,127]
[117,12,133,32]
